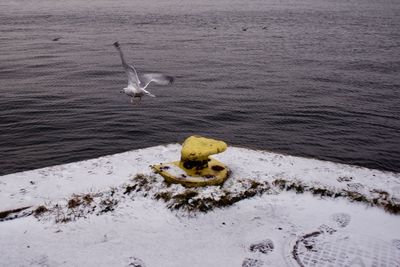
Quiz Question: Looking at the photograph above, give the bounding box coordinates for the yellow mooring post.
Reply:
[151,135,230,187]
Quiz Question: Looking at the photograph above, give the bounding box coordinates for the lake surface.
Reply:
[1,0,399,175]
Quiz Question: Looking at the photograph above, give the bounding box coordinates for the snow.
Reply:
[1,144,400,266]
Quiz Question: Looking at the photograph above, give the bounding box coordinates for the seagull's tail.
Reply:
[113,41,120,48]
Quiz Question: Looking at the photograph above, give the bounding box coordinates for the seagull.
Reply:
[113,41,174,103]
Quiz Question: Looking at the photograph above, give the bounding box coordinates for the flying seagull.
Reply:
[113,42,174,103]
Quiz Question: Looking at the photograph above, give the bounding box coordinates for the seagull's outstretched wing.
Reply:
[113,42,141,87]
[141,73,174,89]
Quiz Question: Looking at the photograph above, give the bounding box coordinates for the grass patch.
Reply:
[153,179,273,213]
[154,191,173,202]
[0,206,31,220]
[32,174,158,223]
[28,173,400,223]
[66,193,97,209]
[33,190,118,223]
[34,206,49,217]
[272,178,400,215]
[67,196,82,209]
[124,184,138,195]
[132,174,156,191]
[99,198,119,214]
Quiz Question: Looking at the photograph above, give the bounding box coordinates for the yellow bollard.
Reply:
[151,136,230,187]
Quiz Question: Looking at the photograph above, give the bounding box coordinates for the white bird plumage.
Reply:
[113,41,174,103]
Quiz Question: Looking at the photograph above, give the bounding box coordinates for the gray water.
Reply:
[1,0,399,175]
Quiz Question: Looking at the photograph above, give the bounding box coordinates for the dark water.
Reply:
[1,0,400,175]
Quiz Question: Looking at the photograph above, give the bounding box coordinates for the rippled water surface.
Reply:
[1,0,399,175]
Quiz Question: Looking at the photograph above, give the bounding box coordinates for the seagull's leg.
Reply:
[131,97,141,105]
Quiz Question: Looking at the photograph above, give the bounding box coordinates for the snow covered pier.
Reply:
[1,144,400,266]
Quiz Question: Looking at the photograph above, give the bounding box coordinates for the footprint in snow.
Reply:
[249,239,275,254]
[29,255,50,267]
[292,212,356,267]
[241,239,275,266]
[392,239,400,250]
[125,256,146,267]
[330,212,351,228]
[242,258,264,267]
[392,186,400,197]
[346,182,364,191]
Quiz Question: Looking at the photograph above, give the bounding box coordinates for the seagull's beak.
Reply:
[119,90,123,94]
